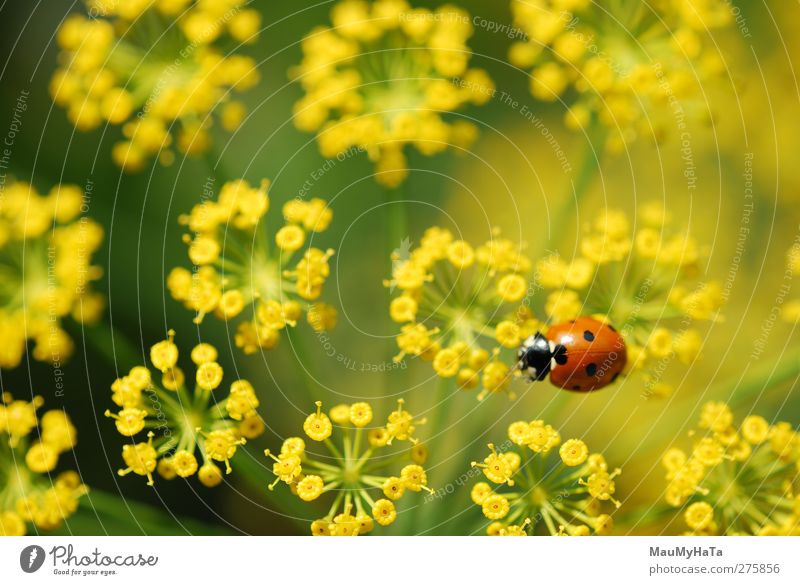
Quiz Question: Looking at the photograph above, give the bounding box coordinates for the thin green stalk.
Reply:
[540,119,605,254]
[385,184,408,260]
[204,147,235,185]
[69,321,144,372]
[284,327,323,400]
[728,346,800,408]
[410,376,451,531]
[384,182,409,391]
[69,489,231,535]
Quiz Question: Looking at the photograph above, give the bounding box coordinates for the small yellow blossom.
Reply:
[108,335,263,486]
[0,181,103,370]
[388,226,533,399]
[52,1,260,171]
[304,401,333,441]
[292,0,494,187]
[265,398,429,535]
[664,402,800,535]
[0,395,87,535]
[471,420,620,535]
[510,0,731,150]
[169,180,336,354]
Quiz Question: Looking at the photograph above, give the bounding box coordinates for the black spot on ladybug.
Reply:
[586,363,597,376]
[572,384,582,391]
[583,330,595,342]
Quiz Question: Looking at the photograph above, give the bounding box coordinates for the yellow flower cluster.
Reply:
[51,0,261,171]
[782,244,800,322]
[292,0,494,187]
[471,419,620,535]
[387,227,533,399]
[107,332,263,487]
[663,402,799,535]
[510,0,731,151]
[0,181,104,370]
[0,394,87,535]
[168,179,336,355]
[265,399,430,535]
[536,204,724,397]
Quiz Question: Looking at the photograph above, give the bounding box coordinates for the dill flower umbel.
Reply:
[51,0,261,171]
[265,399,430,535]
[107,332,263,487]
[0,395,87,535]
[168,179,336,355]
[536,204,723,396]
[509,0,731,150]
[292,0,494,187]
[471,420,620,535]
[0,181,104,370]
[386,226,533,399]
[663,401,800,535]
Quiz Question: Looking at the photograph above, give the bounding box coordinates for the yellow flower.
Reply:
[349,402,373,427]
[482,494,510,520]
[387,226,533,399]
[303,401,333,441]
[510,0,731,150]
[52,1,260,171]
[169,180,336,354]
[684,502,714,531]
[170,450,199,478]
[559,439,589,467]
[105,408,147,437]
[198,462,224,488]
[0,181,103,370]
[663,402,800,535]
[265,399,429,535]
[471,420,621,535]
[0,395,87,534]
[292,0,493,187]
[297,475,325,502]
[372,499,397,526]
[108,335,262,485]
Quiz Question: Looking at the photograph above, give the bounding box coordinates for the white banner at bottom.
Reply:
[1,536,798,584]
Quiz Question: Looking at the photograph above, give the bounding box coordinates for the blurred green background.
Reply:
[1,0,799,535]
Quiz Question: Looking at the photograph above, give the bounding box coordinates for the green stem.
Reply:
[414,376,457,533]
[204,147,234,185]
[67,489,231,535]
[284,327,322,401]
[385,184,408,263]
[540,118,604,254]
[68,321,144,372]
[728,346,800,408]
[384,182,409,390]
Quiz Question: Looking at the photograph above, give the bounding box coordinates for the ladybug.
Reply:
[517,316,627,392]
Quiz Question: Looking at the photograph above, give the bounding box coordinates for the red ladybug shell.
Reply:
[546,316,627,392]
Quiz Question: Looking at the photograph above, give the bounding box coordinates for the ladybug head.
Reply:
[518,332,554,382]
